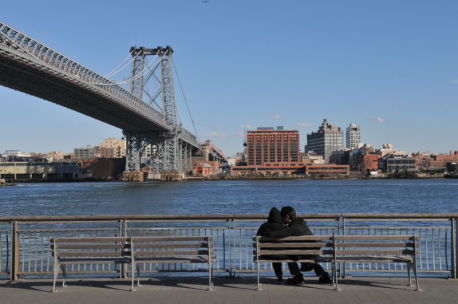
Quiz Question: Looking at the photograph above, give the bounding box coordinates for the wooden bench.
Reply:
[253,235,334,290]
[333,235,420,291]
[51,237,133,292]
[132,236,214,291]
[51,236,213,292]
[253,234,420,291]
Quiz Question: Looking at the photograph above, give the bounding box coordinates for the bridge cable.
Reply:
[104,53,135,78]
[89,55,160,86]
[172,61,199,141]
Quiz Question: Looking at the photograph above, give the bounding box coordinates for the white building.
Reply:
[346,123,361,150]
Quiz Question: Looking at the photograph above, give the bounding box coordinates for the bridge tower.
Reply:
[124,46,191,178]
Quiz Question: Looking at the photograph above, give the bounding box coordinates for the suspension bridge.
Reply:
[0,21,225,179]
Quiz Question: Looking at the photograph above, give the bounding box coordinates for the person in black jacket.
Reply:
[256,207,286,281]
[280,206,332,285]
[257,206,331,284]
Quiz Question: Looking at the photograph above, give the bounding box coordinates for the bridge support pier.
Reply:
[123,130,197,181]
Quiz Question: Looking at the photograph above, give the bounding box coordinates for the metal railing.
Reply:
[0,213,457,280]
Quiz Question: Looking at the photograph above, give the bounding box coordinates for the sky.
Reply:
[1,0,458,156]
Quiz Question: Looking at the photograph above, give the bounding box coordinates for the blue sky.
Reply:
[1,0,458,156]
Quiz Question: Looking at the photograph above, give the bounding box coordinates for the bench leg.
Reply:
[257,262,262,291]
[136,265,141,287]
[62,265,67,288]
[413,260,421,291]
[208,263,214,291]
[131,263,136,292]
[333,263,340,291]
[52,263,60,292]
[407,262,412,286]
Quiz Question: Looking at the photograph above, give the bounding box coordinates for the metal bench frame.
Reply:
[132,236,214,291]
[333,235,420,291]
[253,234,420,291]
[254,235,334,291]
[51,237,133,292]
[51,236,213,292]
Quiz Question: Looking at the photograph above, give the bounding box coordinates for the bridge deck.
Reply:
[2,276,456,304]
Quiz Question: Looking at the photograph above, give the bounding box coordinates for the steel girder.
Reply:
[127,46,189,173]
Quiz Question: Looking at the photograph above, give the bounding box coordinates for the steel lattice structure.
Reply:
[0,21,199,174]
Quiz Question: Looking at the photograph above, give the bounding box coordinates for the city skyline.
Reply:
[1,1,458,156]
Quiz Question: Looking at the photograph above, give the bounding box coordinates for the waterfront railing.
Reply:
[0,213,457,281]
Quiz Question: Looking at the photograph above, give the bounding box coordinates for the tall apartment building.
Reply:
[346,123,361,149]
[246,126,299,165]
[306,119,343,162]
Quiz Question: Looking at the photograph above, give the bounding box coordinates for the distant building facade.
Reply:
[97,137,126,158]
[346,123,361,149]
[74,146,96,160]
[0,161,79,182]
[231,162,349,177]
[46,151,67,161]
[246,127,299,165]
[378,154,416,174]
[307,119,343,162]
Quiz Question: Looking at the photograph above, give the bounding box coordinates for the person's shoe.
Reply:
[276,276,283,282]
[287,275,304,285]
[318,273,332,284]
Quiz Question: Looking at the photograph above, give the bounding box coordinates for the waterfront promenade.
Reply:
[1,276,457,304]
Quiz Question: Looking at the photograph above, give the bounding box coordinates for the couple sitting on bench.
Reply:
[257,206,332,285]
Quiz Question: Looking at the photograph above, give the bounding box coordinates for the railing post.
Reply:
[452,218,457,279]
[10,221,19,281]
[119,219,128,279]
[226,218,236,277]
[340,216,346,278]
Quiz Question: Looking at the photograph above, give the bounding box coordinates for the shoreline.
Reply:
[0,174,448,184]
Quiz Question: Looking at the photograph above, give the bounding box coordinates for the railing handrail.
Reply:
[0,213,457,223]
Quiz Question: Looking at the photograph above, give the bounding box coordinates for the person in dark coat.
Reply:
[279,206,332,285]
[256,207,286,281]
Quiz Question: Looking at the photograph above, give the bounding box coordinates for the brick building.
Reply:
[361,153,381,172]
[245,127,299,165]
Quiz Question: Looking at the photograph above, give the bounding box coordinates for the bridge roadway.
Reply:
[0,22,199,149]
[1,277,457,304]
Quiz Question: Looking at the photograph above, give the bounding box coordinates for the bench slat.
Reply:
[134,243,208,249]
[58,258,130,264]
[334,235,416,241]
[335,256,413,262]
[258,242,330,248]
[255,258,331,263]
[135,250,208,257]
[135,257,209,264]
[132,236,210,242]
[257,249,327,256]
[52,237,130,242]
[335,242,414,248]
[52,244,127,250]
[58,251,129,257]
[336,249,414,255]
[259,236,333,242]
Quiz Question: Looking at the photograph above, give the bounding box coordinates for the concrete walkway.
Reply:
[1,276,457,304]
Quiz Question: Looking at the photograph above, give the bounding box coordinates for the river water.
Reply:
[1,179,457,217]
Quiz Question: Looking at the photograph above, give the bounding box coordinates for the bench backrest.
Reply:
[254,235,334,261]
[51,237,131,259]
[334,235,418,257]
[131,236,213,260]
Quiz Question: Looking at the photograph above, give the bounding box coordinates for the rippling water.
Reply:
[1,179,457,217]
